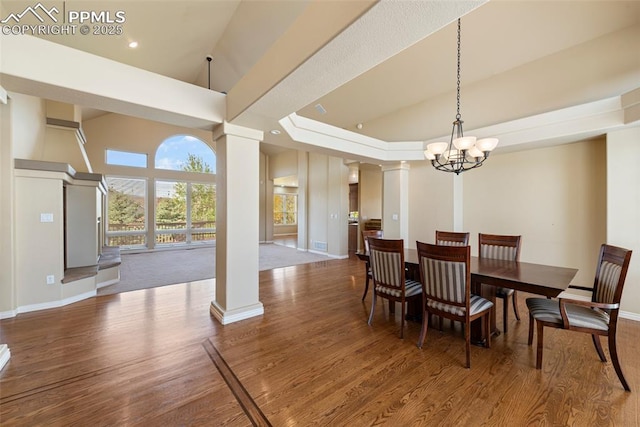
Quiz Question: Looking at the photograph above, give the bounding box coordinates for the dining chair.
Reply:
[416,241,493,368]
[367,237,422,339]
[526,244,632,391]
[479,233,522,333]
[432,231,470,329]
[435,230,470,246]
[361,229,384,301]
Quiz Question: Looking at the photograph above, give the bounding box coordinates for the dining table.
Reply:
[357,248,578,343]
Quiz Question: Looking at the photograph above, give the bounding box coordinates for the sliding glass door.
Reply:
[155,180,215,246]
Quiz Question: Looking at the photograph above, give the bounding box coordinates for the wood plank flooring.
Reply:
[1,255,639,425]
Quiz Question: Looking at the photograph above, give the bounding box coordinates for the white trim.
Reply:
[97,277,120,289]
[213,121,264,142]
[209,301,264,325]
[620,311,640,322]
[2,291,97,317]
[0,344,10,372]
[0,85,7,104]
[308,249,328,256]
[0,310,17,319]
[278,95,634,163]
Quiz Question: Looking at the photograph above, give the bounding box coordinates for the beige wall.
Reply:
[407,160,456,246]
[15,175,65,307]
[359,164,382,222]
[308,152,329,252]
[607,127,640,316]
[10,93,46,160]
[463,139,607,286]
[269,150,298,179]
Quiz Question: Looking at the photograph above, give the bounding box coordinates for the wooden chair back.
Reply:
[368,237,405,295]
[479,233,521,261]
[435,231,470,246]
[416,241,471,315]
[592,244,632,308]
[362,229,383,253]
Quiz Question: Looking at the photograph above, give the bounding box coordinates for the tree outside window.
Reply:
[274,194,297,225]
[155,153,216,244]
[106,177,147,247]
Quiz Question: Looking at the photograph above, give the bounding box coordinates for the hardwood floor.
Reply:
[1,255,639,425]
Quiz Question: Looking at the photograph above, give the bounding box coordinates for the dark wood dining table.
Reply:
[357,249,578,342]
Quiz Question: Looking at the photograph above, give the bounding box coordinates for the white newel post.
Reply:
[210,122,264,325]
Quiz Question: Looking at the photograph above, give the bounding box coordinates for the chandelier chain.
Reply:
[456,18,461,120]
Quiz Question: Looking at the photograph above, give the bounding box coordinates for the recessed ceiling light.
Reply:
[270,129,281,135]
[128,41,138,48]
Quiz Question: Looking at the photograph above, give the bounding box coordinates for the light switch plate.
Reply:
[40,213,54,223]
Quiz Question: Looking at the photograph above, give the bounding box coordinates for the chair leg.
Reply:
[502,296,509,333]
[400,301,406,339]
[535,320,544,369]
[417,309,429,348]
[608,332,631,391]
[592,334,606,362]
[368,293,377,325]
[528,313,534,345]
[464,320,471,369]
[362,271,370,301]
[512,291,521,321]
[484,313,491,349]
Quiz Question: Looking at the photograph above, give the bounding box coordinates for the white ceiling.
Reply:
[2,0,639,157]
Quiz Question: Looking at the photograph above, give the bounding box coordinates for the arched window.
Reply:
[153,135,216,247]
[155,135,215,173]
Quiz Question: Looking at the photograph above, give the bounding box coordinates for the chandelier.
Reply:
[424,18,498,175]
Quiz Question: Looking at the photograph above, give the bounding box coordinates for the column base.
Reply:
[0,344,10,371]
[210,301,264,325]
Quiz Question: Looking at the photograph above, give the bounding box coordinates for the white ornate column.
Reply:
[210,122,264,324]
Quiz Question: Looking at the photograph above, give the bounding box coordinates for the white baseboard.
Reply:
[620,311,640,322]
[0,309,17,319]
[1,291,97,318]
[210,301,264,325]
[97,277,120,289]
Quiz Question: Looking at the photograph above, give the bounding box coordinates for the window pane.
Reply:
[155,180,215,246]
[106,149,147,168]
[107,177,146,232]
[191,183,216,230]
[155,135,216,173]
[273,193,296,225]
[156,180,187,230]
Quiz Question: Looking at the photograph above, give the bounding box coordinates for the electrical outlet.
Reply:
[46,275,55,285]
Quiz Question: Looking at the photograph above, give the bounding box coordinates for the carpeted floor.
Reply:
[98,243,331,296]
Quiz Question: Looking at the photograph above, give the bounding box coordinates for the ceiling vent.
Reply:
[314,103,327,114]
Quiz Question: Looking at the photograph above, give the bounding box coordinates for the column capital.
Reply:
[381,162,410,173]
[213,121,264,142]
